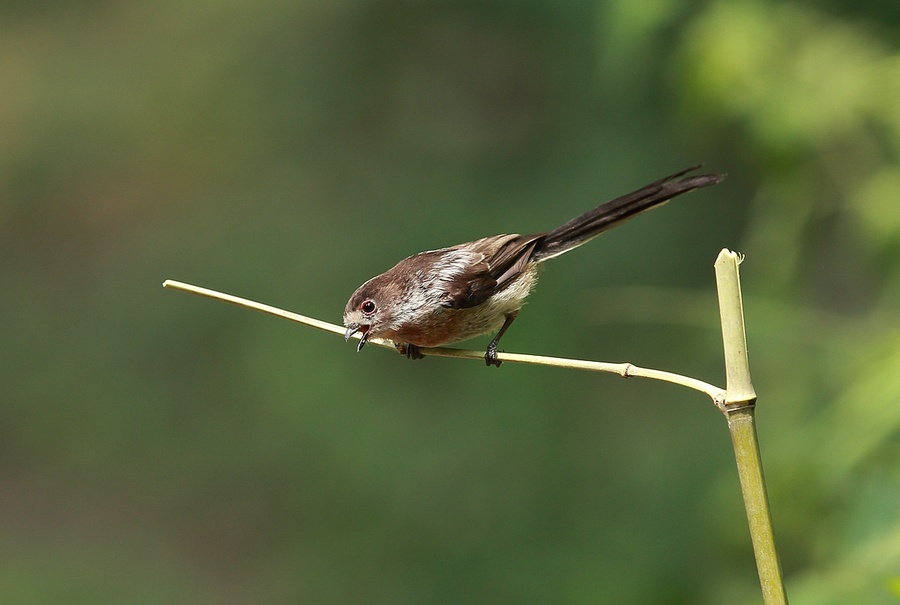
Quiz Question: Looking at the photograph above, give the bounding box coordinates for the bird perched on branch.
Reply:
[343,165,724,367]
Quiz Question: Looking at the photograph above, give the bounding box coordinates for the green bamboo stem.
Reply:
[714,249,788,605]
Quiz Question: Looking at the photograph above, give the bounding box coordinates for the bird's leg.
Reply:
[396,342,425,360]
[485,312,518,367]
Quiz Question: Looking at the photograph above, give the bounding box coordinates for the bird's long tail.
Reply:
[531,166,724,263]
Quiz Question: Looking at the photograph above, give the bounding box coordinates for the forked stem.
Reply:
[163,249,786,602]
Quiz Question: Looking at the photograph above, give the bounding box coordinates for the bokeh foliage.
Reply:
[2,0,900,603]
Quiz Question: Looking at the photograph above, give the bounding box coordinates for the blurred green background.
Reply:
[3,0,900,603]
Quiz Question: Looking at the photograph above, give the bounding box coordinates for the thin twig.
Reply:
[162,279,725,405]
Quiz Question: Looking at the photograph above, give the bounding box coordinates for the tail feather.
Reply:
[531,166,724,262]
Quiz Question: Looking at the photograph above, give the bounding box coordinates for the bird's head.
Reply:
[343,275,399,352]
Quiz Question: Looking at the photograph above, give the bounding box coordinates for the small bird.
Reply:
[344,166,724,367]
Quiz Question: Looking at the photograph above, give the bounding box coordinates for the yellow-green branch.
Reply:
[162,279,725,405]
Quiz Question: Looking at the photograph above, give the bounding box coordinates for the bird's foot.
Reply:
[484,343,502,367]
[396,343,425,360]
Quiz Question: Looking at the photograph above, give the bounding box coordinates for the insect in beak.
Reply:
[344,323,370,352]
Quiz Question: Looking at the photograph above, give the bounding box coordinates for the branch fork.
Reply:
[162,247,787,604]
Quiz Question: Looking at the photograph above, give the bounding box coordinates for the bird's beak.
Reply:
[344,323,370,352]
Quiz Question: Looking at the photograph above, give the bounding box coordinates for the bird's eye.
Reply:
[360,300,377,316]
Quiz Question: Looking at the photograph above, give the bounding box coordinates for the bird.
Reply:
[343,165,724,367]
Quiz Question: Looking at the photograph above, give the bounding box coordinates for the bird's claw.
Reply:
[396,343,425,360]
[484,344,502,367]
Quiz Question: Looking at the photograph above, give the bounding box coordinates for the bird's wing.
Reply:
[438,234,541,309]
